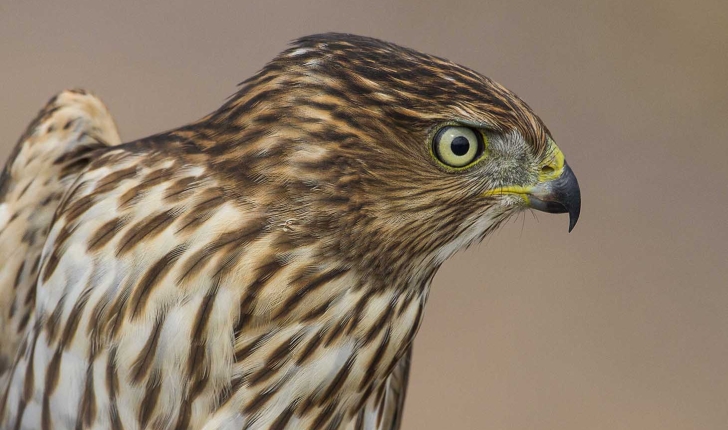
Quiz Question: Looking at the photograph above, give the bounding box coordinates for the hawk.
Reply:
[0,34,580,429]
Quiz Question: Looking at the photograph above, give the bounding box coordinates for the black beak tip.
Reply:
[564,162,581,233]
[568,209,579,233]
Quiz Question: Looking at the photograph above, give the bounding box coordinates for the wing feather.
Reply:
[1,140,257,428]
[0,90,120,383]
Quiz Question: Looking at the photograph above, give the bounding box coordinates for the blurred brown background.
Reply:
[1,1,726,428]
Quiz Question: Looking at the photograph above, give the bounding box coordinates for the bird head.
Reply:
[203,33,580,281]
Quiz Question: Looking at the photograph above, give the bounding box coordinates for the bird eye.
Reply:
[432,126,484,168]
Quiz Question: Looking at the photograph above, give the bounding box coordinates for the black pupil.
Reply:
[450,136,471,156]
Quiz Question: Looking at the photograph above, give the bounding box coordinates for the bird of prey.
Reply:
[0,33,580,429]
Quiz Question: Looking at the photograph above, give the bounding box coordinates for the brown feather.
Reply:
[0,34,562,429]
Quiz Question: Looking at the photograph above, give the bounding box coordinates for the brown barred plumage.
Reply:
[0,33,579,429]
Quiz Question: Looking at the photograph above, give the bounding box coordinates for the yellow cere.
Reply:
[538,142,565,183]
[482,142,565,201]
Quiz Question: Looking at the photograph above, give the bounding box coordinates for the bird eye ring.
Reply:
[432,126,485,168]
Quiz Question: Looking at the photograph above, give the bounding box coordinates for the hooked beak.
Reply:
[483,161,581,232]
[527,162,581,232]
